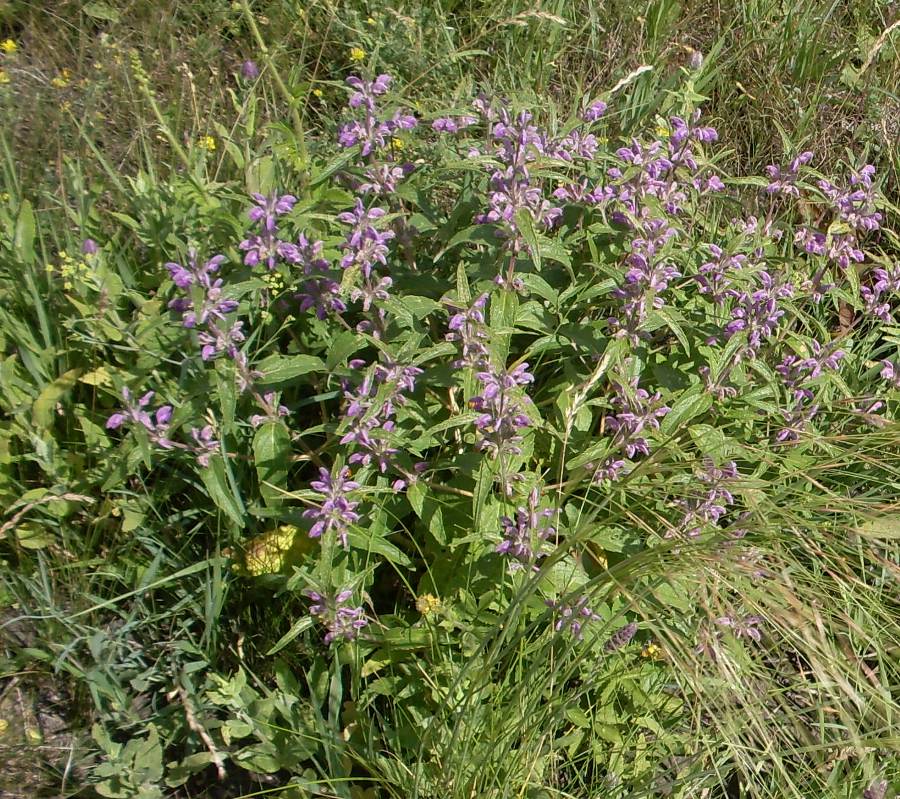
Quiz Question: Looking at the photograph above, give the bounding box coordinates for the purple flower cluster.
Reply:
[302,466,361,548]
[695,244,749,305]
[446,293,490,368]
[105,388,225,468]
[239,193,297,271]
[470,362,534,458]
[473,107,562,261]
[338,75,417,157]
[166,249,265,393]
[818,164,882,233]
[603,111,722,223]
[721,271,792,360]
[546,595,601,640]
[338,359,423,488]
[881,360,900,389]
[106,388,175,449]
[775,342,844,442]
[289,233,346,320]
[603,621,638,652]
[714,613,763,642]
[591,380,670,483]
[764,151,813,196]
[609,217,681,344]
[861,264,900,322]
[495,487,556,572]
[190,425,220,467]
[671,459,739,539]
[305,587,368,645]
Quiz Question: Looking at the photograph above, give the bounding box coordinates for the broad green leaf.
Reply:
[201,456,245,528]
[257,354,325,384]
[253,422,291,506]
[32,368,81,429]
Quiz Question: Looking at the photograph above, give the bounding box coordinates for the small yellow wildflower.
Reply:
[1,39,17,55]
[416,593,442,616]
[51,68,71,88]
[641,642,663,660]
[391,136,405,151]
[655,125,670,138]
[198,135,216,152]
[93,61,103,70]
[312,87,323,98]
[349,46,366,63]
[25,727,43,745]
[262,271,285,291]
[366,17,376,26]
[0,70,8,85]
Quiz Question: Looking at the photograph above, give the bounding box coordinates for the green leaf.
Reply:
[256,354,325,384]
[32,368,81,429]
[83,2,121,21]
[14,200,36,265]
[201,456,245,528]
[253,422,291,507]
[661,389,713,435]
[266,616,315,655]
[326,330,365,370]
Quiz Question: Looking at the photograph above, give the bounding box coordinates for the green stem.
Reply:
[240,0,308,166]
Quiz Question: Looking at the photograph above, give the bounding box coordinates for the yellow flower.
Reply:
[349,46,366,63]
[1,39,16,54]
[416,593,442,616]
[391,136,405,151]
[198,135,216,152]
[51,68,71,88]
[366,17,376,25]
[0,70,8,85]
[655,125,670,138]
[641,642,663,660]
[312,87,323,98]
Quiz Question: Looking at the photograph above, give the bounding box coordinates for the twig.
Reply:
[171,685,226,781]
[0,493,95,537]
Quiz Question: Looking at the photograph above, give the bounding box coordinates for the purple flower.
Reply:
[190,425,219,467]
[241,60,260,80]
[446,293,490,368]
[818,164,882,233]
[302,466,361,548]
[106,388,175,450]
[470,362,534,458]
[880,360,900,389]
[602,380,670,460]
[695,244,748,305]
[496,487,556,572]
[715,614,763,642]
[338,199,395,278]
[671,458,739,538]
[296,277,346,320]
[604,622,637,652]
[582,100,607,122]
[764,151,813,196]
[774,342,844,442]
[338,74,417,157]
[249,391,289,428]
[305,588,368,645]
[81,238,98,255]
[432,115,477,133]
[722,271,790,359]
[546,595,600,640]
